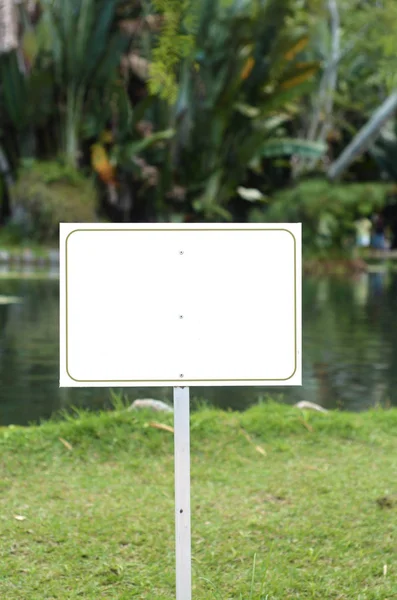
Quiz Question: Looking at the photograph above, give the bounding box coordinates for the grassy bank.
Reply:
[0,402,396,599]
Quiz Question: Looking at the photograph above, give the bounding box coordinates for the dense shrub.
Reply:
[10,161,97,243]
[249,178,391,253]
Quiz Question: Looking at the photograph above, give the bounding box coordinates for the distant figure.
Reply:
[382,199,397,249]
[371,214,386,249]
[354,216,372,247]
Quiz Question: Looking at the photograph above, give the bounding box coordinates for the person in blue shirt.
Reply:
[371,214,386,249]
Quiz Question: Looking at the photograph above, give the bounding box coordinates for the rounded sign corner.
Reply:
[65,228,84,247]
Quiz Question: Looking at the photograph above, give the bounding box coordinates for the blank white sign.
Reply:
[60,223,301,387]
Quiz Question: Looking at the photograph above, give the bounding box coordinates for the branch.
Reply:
[327,89,397,180]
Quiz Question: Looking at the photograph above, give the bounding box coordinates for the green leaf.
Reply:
[256,114,291,133]
[260,138,327,158]
[198,170,222,208]
[120,129,176,160]
[210,204,233,221]
[131,96,156,129]
[0,52,27,129]
[234,103,260,118]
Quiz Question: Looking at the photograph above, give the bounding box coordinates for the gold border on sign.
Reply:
[65,228,298,383]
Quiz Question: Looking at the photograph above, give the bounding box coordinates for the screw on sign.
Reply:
[60,223,302,599]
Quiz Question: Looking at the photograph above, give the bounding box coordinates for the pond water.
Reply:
[0,267,396,426]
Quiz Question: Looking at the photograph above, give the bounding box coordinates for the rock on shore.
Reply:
[128,399,174,413]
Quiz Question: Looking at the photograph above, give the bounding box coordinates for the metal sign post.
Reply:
[60,222,302,600]
[173,386,192,600]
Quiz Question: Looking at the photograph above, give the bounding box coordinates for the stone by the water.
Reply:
[294,401,328,413]
[128,399,174,413]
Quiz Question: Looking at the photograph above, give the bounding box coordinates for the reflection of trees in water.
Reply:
[300,273,394,410]
[201,273,397,411]
[352,273,369,308]
[0,278,126,425]
[0,279,60,424]
[383,273,397,405]
[2,272,397,425]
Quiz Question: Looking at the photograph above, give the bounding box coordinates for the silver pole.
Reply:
[173,386,192,600]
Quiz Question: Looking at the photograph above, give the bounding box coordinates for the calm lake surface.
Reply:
[1,267,396,426]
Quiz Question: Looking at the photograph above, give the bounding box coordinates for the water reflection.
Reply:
[0,269,396,426]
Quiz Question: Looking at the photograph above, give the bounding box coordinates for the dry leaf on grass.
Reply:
[59,437,73,451]
[240,428,267,456]
[149,422,174,434]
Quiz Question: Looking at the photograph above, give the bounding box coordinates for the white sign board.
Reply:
[60,222,302,600]
[60,223,301,387]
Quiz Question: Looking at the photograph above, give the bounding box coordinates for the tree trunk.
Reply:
[0,0,18,54]
[327,90,397,180]
[64,88,84,168]
[316,0,340,145]
[293,0,340,176]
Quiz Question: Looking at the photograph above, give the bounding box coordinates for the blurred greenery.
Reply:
[10,160,97,242]
[0,0,396,244]
[255,179,391,252]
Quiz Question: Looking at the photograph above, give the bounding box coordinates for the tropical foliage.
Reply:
[0,0,396,242]
[10,160,97,242]
[257,179,391,252]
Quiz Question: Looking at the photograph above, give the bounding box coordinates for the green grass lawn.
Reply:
[0,401,396,599]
